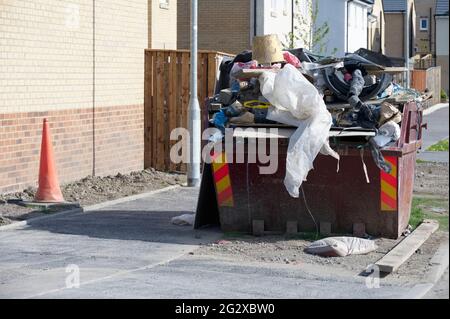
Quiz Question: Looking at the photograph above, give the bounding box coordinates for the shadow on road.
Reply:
[21,209,221,245]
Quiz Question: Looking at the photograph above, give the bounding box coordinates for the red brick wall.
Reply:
[0,104,143,194]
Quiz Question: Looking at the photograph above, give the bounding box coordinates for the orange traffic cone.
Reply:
[35,119,64,203]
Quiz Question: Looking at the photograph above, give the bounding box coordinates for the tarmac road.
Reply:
[418,104,449,163]
[0,187,436,299]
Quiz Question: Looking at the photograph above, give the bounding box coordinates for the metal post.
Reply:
[188,0,201,187]
[405,2,411,88]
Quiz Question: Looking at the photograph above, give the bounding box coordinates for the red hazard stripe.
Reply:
[217,186,233,204]
[385,156,397,167]
[381,191,397,210]
[381,171,397,188]
[213,164,229,182]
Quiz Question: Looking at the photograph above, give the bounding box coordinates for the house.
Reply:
[414,0,437,55]
[177,0,309,54]
[435,0,449,92]
[149,0,178,49]
[0,0,177,194]
[383,0,416,58]
[314,0,375,57]
[368,0,386,53]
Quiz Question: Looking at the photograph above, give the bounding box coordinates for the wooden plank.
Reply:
[144,51,153,168]
[151,52,158,169]
[176,52,184,172]
[155,51,166,170]
[369,67,408,75]
[181,53,190,130]
[375,220,439,273]
[207,53,217,97]
[145,48,235,58]
[180,53,190,173]
[163,51,170,171]
[198,53,205,106]
[169,52,178,172]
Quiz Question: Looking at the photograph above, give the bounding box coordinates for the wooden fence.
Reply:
[411,66,441,106]
[413,54,436,70]
[144,49,234,172]
[393,66,441,107]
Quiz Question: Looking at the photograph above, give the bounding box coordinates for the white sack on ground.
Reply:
[171,214,195,226]
[260,64,338,198]
[305,237,378,257]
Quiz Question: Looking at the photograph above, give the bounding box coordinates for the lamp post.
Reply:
[188,0,201,187]
[405,0,411,89]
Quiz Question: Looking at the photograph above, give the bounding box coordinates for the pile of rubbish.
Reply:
[207,35,421,197]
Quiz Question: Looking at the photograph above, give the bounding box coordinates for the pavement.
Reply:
[418,104,449,163]
[424,269,449,299]
[0,187,445,299]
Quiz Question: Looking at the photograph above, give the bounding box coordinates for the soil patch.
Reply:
[0,168,186,226]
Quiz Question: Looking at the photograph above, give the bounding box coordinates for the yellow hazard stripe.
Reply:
[216,175,231,193]
[381,202,393,211]
[212,152,234,208]
[380,156,398,212]
[381,180,397,199]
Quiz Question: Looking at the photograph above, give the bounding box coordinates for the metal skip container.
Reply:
[195,102,424,239]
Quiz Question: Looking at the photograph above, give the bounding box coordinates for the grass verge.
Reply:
[410,196,449,231]
[427,139,449,152]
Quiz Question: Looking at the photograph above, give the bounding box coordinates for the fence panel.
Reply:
[144,49,234,172]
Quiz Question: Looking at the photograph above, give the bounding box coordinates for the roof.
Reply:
[382,0,407,12]
[436,0,449,16]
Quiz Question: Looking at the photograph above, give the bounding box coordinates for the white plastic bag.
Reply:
[305,237,378,257]
[261,65,338,198]
[373,121,401,147]
[171,214,195,226]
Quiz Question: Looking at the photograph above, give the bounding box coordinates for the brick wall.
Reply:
[150,0,177,49]
[0,105,143,194]
[177,0,250,54]
[384,13,405,58]
[0,0,148,194]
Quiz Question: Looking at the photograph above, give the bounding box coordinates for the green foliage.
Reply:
[410,200,425,230]
[441,89,448,100]
[427,139,449,152]
[284,0,337,56]
[410,197,449,231]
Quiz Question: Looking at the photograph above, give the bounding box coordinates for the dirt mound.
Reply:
[0,169,186,225]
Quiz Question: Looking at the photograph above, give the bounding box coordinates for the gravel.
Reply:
[414,161,449,198]
[196,230,448,283]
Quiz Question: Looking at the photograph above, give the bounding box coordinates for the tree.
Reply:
[284,0,337,56]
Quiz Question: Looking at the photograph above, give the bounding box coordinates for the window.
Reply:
[420,18,429,31]
[271,0,278,17]
[283,0,289,16]
[159,0,169,10]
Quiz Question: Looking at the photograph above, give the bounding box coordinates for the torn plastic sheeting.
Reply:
[260,64,339,198]
[305,237,378,257]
